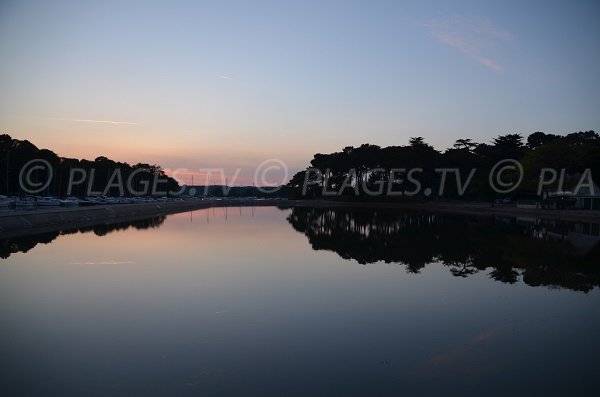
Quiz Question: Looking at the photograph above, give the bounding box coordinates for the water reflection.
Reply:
[0,207,598,396]
[0,216,165,259]
[3,207,600,293]
[287,207,600,292]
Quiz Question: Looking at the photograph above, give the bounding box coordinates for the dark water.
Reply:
[1,206,599,396]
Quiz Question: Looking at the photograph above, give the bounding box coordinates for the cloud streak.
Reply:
[48,117,139,125]
[425,15,511,73]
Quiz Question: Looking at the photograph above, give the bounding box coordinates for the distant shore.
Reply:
[1,199,599,239]
[0,199,282,239]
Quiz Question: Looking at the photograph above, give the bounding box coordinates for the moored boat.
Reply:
[37,197,61,206]
[15,197,37,207]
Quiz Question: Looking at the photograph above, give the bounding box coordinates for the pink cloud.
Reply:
[425,15,511,73]
[478,57,503,73]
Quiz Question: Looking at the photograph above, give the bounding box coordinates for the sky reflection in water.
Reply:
[0,207,599,396]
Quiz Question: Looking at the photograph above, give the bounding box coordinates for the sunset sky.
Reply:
[1,0,599,184]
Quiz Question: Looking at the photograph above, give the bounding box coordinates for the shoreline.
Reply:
[289,200,600,223]
[0,199,284,239]
[1,199,599,240]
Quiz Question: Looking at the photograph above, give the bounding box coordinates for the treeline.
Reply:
[287,131,600,200]
[0,134,180,196]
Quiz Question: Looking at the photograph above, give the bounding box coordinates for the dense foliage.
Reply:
[287,131,600,200]
[0,134,180,196]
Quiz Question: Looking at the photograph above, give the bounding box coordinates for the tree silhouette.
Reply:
[0,134,180,196]
[288,130,599,200]
[453,138,477,151]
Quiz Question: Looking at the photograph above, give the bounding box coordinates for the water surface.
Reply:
[1,206,599,396]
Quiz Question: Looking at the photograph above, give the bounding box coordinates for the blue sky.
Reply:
[0,0,598,182]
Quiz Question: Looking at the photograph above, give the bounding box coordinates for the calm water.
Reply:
[1,206,599,396]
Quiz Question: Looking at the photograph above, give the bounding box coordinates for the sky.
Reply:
[1,0,599,184]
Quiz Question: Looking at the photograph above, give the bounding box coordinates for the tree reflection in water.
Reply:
[3,208,599,293]
[0,216,166,260]
[287,207,600,292]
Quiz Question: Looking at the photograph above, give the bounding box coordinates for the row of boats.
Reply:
[0,195,181,208]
